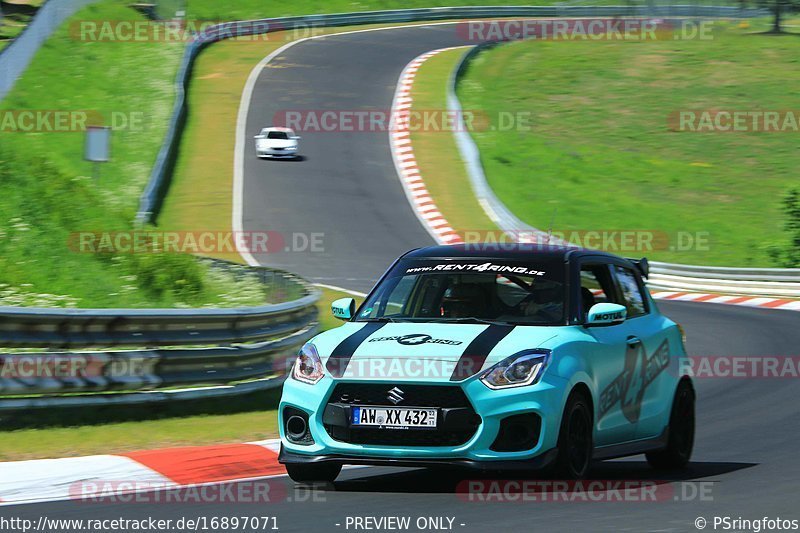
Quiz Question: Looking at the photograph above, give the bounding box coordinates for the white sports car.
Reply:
[254,127,300,159]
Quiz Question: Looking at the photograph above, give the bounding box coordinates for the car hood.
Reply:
[310,322,563,382]
[257,138,296,149]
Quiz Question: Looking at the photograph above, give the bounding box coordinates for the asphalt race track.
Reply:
[5,23,800,533]
[242,24,474,290]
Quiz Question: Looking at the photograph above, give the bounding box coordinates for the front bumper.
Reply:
[279,373,569,466]
[279,445,558,471]
[257,148,298,158]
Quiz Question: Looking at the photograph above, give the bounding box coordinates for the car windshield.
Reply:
[357,259,566,326]
[267,131,290,140]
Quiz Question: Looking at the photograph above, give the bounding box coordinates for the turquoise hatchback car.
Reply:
[279,245,694,482]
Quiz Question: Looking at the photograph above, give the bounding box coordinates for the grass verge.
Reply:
[0,1,280,307]
[456,21,800,266]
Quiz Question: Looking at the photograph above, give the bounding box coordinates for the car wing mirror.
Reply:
[585,303,627,327]
[331,297,356,320]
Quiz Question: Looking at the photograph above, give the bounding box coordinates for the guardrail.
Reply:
[447,32,798,300]
[137,4,764,223]
[647,262,800,297]
[0,262,320,411]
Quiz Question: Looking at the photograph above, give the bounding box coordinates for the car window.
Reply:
[267,131,289,140]
[360,275,417,319]
[579,265,616,320]
[357,268,566,326]
[613,266,648,318]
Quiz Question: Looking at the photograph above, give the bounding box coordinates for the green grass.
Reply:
[0,1,279,307]
[0,389,282,461]
[457,22,800,266]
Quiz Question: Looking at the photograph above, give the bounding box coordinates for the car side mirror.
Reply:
[585,303,627,327]
[331,297,356,320]
[291,135,301,140]
[254,134,264,139]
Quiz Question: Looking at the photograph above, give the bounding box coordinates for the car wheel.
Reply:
[285,463,342,484]
[646,379,695,470]
[553,391,593,479]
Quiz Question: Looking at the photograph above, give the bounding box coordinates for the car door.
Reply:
[608,263,673,441]
[576,261,638,446]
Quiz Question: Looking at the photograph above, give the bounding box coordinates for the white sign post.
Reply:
[84,126,110,179]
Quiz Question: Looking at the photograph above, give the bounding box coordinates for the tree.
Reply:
[768,188,800,267]
[757,0,800,33]
[782,188,800,266]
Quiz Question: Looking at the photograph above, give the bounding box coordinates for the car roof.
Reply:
[262,127,294,133]
[401,243,626,263]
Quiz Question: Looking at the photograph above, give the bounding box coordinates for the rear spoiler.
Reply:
[626,257,649,279]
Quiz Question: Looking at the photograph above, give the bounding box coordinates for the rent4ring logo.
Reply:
[0,110,145,132]
[368,334,464,346]
[599,340,671,424]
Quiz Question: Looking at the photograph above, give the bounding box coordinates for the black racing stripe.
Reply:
[450,325,515,381]
[326,322,387,378]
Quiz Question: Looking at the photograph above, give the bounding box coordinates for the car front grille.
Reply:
[324,383,480,447]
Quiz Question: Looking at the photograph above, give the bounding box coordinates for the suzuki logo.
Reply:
[387,387,405,405]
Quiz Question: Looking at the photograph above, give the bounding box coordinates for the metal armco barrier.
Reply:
[0,0,102,101]
[136,4,764,224]
[0,264,320,409]
[646,262,800,297]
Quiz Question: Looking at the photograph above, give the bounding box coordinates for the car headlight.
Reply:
[480,349,551,389]
[292,343,325,384]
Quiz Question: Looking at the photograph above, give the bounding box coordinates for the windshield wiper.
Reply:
[356,317,404,323]
[438,317,515,326]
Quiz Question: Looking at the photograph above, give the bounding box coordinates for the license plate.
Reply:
[351,406,437,429]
